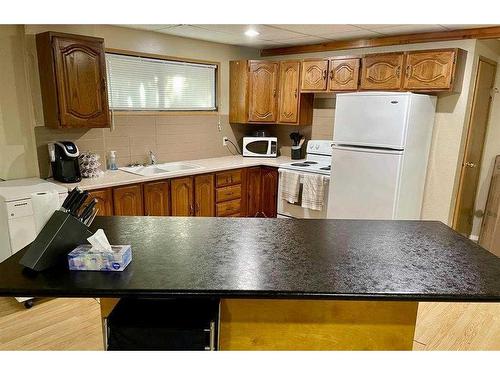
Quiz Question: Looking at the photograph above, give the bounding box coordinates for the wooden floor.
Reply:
[0,297,499,350]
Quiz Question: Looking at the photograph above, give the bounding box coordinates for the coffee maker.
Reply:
[48,141,82,183]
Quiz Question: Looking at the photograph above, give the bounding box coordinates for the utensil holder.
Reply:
[19,210,93,271]
[291,146,303,160]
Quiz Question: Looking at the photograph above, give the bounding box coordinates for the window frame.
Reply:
[105,48,220,115]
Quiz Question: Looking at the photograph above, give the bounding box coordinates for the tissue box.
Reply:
[68,244,132,271]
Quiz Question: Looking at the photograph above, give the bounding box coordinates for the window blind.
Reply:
[106,53,217,111]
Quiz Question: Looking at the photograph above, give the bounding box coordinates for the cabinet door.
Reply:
[87,188,113,216]
[52,35,110,128]
[143,181,170,216]
[194,174,215,217]
[113,184,144,216]
[329,58,360,91]
[278,61,301,124]
[246,167,262,217]
[171,177,194,216]
[248,61,279,122]
[301,60,328,91]
[403,49,457,91]
[260,167,278,218]
[360,53,404,90]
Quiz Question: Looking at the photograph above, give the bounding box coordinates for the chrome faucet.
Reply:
[149,150,157,165]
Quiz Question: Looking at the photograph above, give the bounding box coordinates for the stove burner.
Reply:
[320,166,331,171]
[291,163,310,167]
[304,161,318,164]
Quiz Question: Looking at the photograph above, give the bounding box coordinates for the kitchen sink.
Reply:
[119,162,204,177]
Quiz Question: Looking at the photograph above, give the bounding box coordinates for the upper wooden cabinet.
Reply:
[403,49,460,91]
[143,181,170,216]
[360,53,405,90]
[229,60,313,125]
[113,184,144,216]
[301,59,328,91]
[36,32,110,129]
[328,58,360,91]
[248,61,279,122]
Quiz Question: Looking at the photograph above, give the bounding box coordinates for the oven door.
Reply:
[277,169,330,219]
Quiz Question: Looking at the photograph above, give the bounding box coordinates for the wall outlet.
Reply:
[222,136,228,146]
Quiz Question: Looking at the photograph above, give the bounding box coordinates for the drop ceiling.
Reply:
[119,24,499,49]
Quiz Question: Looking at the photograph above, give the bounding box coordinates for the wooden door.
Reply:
[194,174,215,217]
[403,49,457,91]
[52,35,110,128]
[171,177,194,216]
[113,184,144,216]
[246,167,262,217]
[301,59,328,91]
[248,61,279,122]
[360,53,404,90]
[278,61,301,124]
[329,58,360,91]
[260,167,278,218]
[86,188,113,216]
[143,181,170,216]
[453,58,497,236]
[479,156,500,256]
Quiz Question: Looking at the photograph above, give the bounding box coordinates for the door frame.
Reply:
[452,56,497,232]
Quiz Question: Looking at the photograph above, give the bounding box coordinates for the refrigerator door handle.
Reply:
[332,145,404,155]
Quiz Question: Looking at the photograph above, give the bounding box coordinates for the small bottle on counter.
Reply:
[107,150,118,171]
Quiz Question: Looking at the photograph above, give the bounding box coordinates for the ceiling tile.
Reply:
[120,24,178,31]
[354,24,406,30]
[369,25,447,35]
[440,24,499,30]
[319,30,382,40]
[192,24,308,40]
[268,24,360,36]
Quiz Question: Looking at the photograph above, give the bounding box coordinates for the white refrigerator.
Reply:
[327,92,436,220]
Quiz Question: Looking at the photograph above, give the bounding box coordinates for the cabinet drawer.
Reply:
[216,170,242,187]
[216,199,241,217]
[216,185,241,203]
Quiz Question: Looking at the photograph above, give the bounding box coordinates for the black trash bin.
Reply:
[106,298,219,351]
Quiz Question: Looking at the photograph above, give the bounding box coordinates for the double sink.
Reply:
[119,162,204,177]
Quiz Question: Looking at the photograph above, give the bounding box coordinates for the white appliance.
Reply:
[278,140,333,218]
[242,137,277,157]
[0,178,68,262]
[327,92,436,220]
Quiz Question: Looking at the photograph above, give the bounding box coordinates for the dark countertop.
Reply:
[1,217,500,301]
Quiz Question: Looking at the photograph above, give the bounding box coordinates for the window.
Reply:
[105,53,217,111]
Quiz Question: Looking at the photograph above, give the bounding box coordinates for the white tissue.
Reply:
[31,191,60,234]
[86,229,113,252]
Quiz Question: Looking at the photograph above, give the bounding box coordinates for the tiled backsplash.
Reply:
[34,107,331,178]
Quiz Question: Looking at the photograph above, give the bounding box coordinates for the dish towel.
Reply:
[302,174,327,211]
[280,170,301,204]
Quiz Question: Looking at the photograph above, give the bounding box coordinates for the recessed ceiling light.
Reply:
[244,29,260,37]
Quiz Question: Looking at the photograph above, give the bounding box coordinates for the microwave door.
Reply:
[247,140,269,155]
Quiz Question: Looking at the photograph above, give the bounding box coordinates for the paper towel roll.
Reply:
[31,191,61,234]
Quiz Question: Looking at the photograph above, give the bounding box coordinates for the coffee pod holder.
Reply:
[19,210,93,271]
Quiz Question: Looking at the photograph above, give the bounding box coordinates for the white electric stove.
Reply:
[278,140,333,219]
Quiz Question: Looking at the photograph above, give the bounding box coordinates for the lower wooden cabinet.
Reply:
[245,166,278,218]
[86,167,279,219]
[86,188,113,216]
[143,181,170,216]
[171,177,195,216]
[194,174,215,217]
[113,184,144,216]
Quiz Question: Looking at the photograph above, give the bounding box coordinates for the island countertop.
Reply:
[1,217,500,301]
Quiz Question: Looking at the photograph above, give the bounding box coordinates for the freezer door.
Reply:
[327,146,403,219]
[333,93,410,149]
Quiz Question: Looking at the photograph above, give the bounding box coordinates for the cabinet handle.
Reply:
[395,66,401,78]
[294,88,298,98]
[189,204,194,216]
[195,202,200,213]
[322,70,327,80]
[329,70,334,80]
[261,212,268,218]
[405,65,412,78]
[464,161,477,168]
[273,89,277,97]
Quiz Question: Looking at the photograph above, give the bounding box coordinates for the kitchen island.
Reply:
[1,217,500,350]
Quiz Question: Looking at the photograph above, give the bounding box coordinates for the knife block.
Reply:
[19,210,93,271]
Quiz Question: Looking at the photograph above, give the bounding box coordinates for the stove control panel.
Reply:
[307,140,334,156]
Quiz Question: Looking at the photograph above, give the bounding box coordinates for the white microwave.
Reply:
[242,137,278,157]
